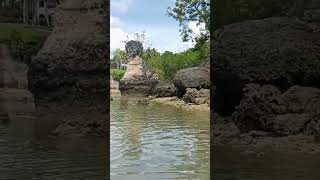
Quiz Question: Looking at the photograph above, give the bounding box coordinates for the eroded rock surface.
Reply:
[28,0,108,109]
[119,41,159,96]
[232,84,320,135]
[212,17,320,116]
[212,4,320,151]
[182,88,210,105]
[153,82,177,97]
[173,67,210,97]
[110,78,121,98]
[27,0,108,137]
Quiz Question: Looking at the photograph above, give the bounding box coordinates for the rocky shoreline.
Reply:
[213,119,320,155]
[112,66,210,112]
[111,40,210,112]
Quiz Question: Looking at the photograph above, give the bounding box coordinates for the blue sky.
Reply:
[110,0,200,57]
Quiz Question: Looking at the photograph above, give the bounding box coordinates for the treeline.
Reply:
[214,0,293,28]
[146,42,209,80]
[0,0,20,9]
[0,0,22,23]
[112,41,209,81]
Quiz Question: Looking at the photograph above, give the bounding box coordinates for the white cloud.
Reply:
[189,21,206,40]
[110,16,130,58]
[111,0,132,14]
[110,17,196,57]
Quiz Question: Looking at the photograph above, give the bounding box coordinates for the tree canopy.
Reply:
[167,0,210,44]
[168,0,293,38]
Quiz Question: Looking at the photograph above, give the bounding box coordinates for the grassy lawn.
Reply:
[0,23,50,44]
[0,23,51,63]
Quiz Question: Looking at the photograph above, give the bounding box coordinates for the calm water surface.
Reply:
[110,98,210,179]
[213,146,320,180]
[0,113,107,180]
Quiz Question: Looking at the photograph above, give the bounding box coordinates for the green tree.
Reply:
[167,0,210,43]
[142,47,160,61]
[147,43,209,80]
[113,48,127,69]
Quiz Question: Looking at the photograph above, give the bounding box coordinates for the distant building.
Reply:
[23,0,61,26]
[110,59,128,70]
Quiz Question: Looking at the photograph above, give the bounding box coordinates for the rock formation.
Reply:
[28,0,108,110]
[27,0,108,137]
[110,78,121,98]
[212,16,320,116]
[212,2,320,148]
[0,44,35,115]
[153,82,177,98]
[173,67,210,97]
[119,40,159,96]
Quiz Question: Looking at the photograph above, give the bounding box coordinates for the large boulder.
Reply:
[212,17,320,116]
[173,67,210,97]
[28,0,108,108]
[119,41,159,96]
[153,82,177,97]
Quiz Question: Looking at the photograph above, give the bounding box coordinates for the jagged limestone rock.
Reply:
[119,41,159,96]
[28,0,108,109]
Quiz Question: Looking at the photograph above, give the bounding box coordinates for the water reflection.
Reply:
[111,98,210,179]
[0,113,107,179]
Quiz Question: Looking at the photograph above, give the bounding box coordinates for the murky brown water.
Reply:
[213,146,320,180]
[0,113,107,180]
[110,98,210,180]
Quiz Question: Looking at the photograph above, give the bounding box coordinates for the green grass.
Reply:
[0,23,51,64]
[0,23,50,44]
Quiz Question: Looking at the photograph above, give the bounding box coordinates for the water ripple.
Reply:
[111,99,210,179]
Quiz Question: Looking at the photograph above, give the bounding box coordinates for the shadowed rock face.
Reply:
[212,17,320,116]
[28,0,108,110]
[231,84,320,135]
[211,4,320,147]
[125,40,143,58]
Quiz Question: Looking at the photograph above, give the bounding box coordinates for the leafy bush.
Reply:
[110,69,126,81]
[147,42,209,80]
[9,30,46,64]
[0,23,49,64]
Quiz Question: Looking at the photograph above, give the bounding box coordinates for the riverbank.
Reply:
[112,66,210,112]
[114,94,209,112]
[142,96,209,111]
